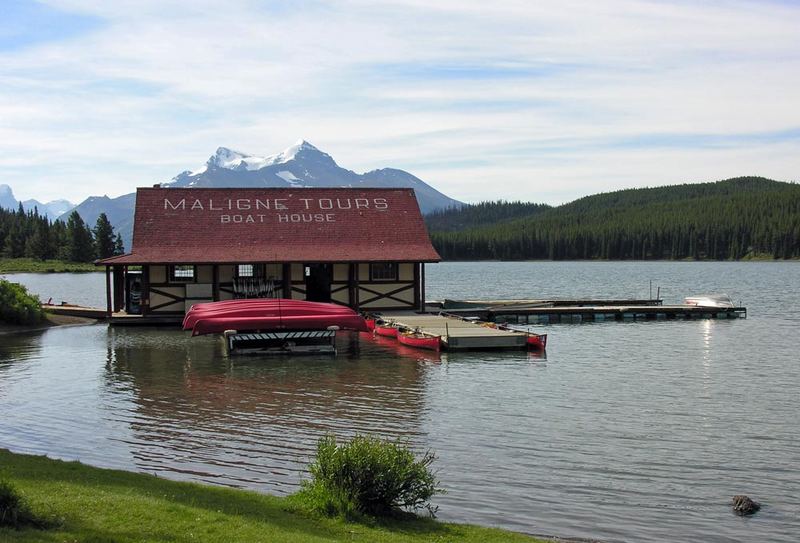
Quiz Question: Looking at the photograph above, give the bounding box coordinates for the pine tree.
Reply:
[24,221,49,260]
[93,213,116,259]
[3,222,25,258]
[65,211,94,262]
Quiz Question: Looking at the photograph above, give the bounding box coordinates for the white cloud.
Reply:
[1,0,798,204]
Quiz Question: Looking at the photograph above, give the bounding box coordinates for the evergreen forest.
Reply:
[426,177,800,260]
[3,176,798,263]
[0,205,124,263]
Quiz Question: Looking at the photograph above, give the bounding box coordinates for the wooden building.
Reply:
[97,187,440,320]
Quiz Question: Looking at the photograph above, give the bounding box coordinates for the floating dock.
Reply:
[379,314,530,351]
[429,298,746,324]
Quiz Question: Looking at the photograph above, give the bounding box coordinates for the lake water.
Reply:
[2,262,799,542]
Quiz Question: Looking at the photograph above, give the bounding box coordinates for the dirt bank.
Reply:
[0,312,97,335]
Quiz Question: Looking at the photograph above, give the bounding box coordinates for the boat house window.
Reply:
[236,264,266,278]
[237,264,255,277]
[171,265,195,282]
[370,262,398,281]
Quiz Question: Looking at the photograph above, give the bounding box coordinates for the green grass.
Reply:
[0,449,546,543]
[0,258,98,273]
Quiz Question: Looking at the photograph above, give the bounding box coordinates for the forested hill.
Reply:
[425,201,552,232]
[426,177,800,260]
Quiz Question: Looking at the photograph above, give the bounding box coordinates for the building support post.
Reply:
[113,265,125,312]
[282,264,291,299]
[349,263,358,310]
[413,261,420,312]
[105,266,112,317]
[419,262,426,312]
[212,265,219,301]
[142,265,150,316]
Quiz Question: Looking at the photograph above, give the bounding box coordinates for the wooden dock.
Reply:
[40,305,186,326]
[429,299,746,324]
[109,313,183,326]
[381,314,529,350]
[42,305,109,319]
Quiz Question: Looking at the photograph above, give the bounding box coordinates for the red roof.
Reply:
[98,187,440,264]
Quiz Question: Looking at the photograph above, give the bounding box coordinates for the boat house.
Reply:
[97,187,440,321]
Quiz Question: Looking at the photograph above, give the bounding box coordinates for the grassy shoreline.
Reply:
[0,449,547,543]
[0,258,97,274]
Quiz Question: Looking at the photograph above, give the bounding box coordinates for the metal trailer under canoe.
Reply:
[222,329,338,356]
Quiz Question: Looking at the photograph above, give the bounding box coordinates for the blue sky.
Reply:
[1,0,798,205]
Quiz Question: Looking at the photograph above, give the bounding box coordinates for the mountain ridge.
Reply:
[0,184,74,221]
[58,140,463,247]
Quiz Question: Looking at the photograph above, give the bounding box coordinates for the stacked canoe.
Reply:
[183,299,370,336]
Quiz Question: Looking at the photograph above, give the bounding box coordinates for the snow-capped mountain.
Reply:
[164,140,461,214]
[0,184,75,221]
[65,140,463,247]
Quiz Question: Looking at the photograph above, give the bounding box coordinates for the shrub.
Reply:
[0,480,37,529]
[0,279,43,325]
[299,434,443,518]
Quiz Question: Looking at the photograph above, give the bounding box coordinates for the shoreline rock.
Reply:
[732,495,761,516]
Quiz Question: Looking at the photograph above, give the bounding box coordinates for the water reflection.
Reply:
[102,327,431,492]
[0,331,43,366]
[700,318,713,385]
[3,262,800,543]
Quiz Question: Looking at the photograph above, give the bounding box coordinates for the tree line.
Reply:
[0,205,124,262]
[427,177,800,260]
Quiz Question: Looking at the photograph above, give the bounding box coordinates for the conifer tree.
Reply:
[3,222,24,258]
[93,213,116,259]
[113,235,125,255]
[24,220,50,260]
[65,211,94,262]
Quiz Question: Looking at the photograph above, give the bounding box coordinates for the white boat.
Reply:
[683,294,735,308]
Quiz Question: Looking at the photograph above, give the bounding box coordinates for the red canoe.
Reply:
[373,323,398,338]
[526,333,547,350]
[184,299,370,336]
[397,330,441,351]
[183,299,350,329]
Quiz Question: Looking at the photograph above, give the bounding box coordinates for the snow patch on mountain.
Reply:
[209,147,271,171]
[276,170,304,187]
[200,140,322,175]
[265,139,319,166]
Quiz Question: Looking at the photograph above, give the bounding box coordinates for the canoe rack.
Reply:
[222,329,337,356]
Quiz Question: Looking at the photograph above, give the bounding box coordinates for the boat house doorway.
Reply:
[305,264,332,302]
